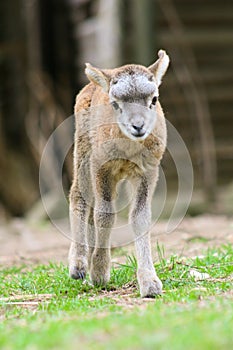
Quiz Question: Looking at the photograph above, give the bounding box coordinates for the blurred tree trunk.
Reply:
[133,0,157,65]
[0,0,75,216]
[0,1,38,215]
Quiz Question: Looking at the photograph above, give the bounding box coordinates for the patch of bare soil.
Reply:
[94,284,156,310]
[94,285,233,310]
[150,214,233,260]
[0,215,232,267]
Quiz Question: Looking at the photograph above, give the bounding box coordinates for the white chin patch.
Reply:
[132,133,149,141]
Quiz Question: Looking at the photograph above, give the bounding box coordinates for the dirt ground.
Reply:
[0,214,232,267]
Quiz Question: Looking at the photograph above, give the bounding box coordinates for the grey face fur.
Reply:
[109,72,159,140]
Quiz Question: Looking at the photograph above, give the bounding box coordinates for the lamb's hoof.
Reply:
[137,268,163,298]
[69,265,87,280]
[140,278,163,298]
[90,269,110,286]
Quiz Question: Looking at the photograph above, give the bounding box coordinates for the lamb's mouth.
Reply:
[131,130,146,138]
[130,131,149,141]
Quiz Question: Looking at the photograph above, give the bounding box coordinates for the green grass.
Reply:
[0,245,233,350]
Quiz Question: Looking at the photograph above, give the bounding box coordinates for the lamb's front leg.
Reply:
[130,176,162,297]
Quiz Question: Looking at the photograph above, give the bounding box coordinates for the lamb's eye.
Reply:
[111,101,119,110]
[150,96,158,108]
[112,79,118,85]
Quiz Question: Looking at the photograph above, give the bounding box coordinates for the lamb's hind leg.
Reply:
[69,188,89,280]
[130,175,162,297]
[90,206,115,286]
[87,206,95,269]
[90,173,115,286]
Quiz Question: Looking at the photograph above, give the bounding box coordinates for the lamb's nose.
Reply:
[132,123,144,132]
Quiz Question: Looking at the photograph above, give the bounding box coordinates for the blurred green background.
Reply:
[0,0,233,218]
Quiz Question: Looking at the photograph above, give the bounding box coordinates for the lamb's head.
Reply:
[85,50,169,141]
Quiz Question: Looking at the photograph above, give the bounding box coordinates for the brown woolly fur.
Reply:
[69,50,170,297]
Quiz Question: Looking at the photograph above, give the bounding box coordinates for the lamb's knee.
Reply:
[70,188,86,213]
[95,210,115,229]
[131,208,151,236]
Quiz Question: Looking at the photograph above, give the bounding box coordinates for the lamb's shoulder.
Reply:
[73,84,97,162]
[91,85,110,106]
[74,83,96,114]
[89,86,125,145]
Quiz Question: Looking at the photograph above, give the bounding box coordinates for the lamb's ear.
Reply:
[148,50,170,87]
[85,63,111,92]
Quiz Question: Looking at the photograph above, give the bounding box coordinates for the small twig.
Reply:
[0,294,54,303]
[4,302,42,306]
